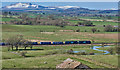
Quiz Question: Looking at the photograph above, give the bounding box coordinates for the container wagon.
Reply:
[52,42,64,45]
[65,41,78,44]
[0,42,5,46]
[32,42,38,45]
[78,41,91,44]
[40,42,51,45]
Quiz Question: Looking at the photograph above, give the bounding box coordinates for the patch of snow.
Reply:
[58,6,80,9]
[5,2,39,9]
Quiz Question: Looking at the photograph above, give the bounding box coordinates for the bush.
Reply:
[91,28,97,33]
[107,48,114,55]
[104,25,113,32]
[84,30,87,32]
[103,25,106,27]
[20,51,27,57]
[104,25,118,32]
[97,30,100,32]
[76,29,80,32]
[89,52,95,55]
[67,49,74,54]
[115,46,120,54]
[80,52,87,55]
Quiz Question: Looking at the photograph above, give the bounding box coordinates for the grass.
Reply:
[2,17,21,22]
[81,55,118,67]
[2,54,106,68]
[97,46,117,54]
[2,19,118,68]
[78,16,118,20]
[68,19,118,26]
[2,45,103,57]
[2,45,118,68]
[2,24,118,43]
[2,52,23,59]
[92,21,118,26]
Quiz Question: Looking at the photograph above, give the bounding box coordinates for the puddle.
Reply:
[73,50,86,53]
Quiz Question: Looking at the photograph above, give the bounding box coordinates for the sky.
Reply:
[1,0,120,2]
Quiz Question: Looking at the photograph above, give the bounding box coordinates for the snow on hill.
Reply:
[4,3,39,9]
[3,2,81,10]
[58,6,80,9]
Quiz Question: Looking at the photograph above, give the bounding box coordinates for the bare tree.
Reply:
[91,28,97,33]
[6,35,24,50]
[104,25,113,32]
[22,40,33,50]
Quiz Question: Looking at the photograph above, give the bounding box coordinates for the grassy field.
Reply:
[2,18,118,69]
[1,17,21,22]
[78,16,118,20]
[2,24,118,43]
[68,20,118,26]
[2,45,118,68]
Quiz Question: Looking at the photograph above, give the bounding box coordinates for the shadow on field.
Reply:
[12,49,44,51]
[25,56,35,57]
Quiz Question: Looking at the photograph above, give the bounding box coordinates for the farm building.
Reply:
[56,58,91,69]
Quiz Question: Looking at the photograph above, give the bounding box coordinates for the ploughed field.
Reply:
[1,23,118,68]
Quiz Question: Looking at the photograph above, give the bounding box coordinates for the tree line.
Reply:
[5,35,33,51]
[9,14,68,28]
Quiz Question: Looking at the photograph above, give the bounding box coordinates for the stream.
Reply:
[73,45,111,55]
[91,46,110,55]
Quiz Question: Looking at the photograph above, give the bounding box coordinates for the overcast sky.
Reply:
[1,0,120,2]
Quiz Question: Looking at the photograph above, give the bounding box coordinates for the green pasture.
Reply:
[2,45,118,68]
[2,24,105,32]
[2,24,118,68]
[68,19,118,26]
[2,54,105,68]
[2,24,117,43]
[81,55,118,67]
[2,17,21,22]
[92,21,118,26]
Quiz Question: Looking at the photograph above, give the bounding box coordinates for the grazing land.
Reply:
[2,23,118,68]
[1,2,119,69]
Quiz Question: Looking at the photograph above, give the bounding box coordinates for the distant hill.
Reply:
[2,2,118,15]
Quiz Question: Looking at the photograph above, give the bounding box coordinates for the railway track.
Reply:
[1,42,117,47]
[33,43,116,47]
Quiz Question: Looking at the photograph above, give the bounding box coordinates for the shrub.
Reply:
[104,25,113,32]
[80,52,87,55]
[89,52,95,55]
[107,47,114,55]
[97,30,100,32]
[85,30,87,32]
[115,46,120,54]
[67,49,74,54]
[20,51,27,57]
[76,29,80,32]
[91,28,97,33]
[104,25,118,32]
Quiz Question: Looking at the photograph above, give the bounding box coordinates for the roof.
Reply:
[56,58,81,68]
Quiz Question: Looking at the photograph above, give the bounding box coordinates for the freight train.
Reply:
[0,41,91,46]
